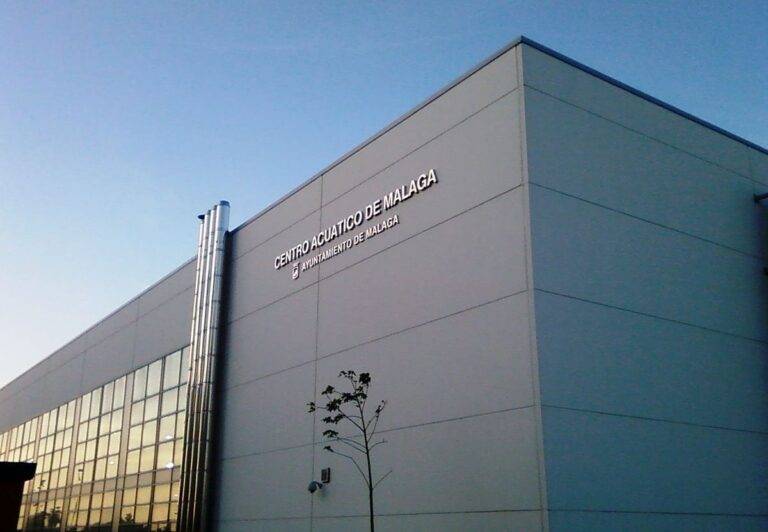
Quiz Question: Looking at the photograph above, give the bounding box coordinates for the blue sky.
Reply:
[1,1,766,386]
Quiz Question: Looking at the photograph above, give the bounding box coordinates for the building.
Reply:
[1,36,767,531]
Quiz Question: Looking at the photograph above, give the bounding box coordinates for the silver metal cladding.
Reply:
[178,201,229,531]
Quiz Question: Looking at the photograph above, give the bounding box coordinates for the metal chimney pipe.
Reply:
[178,200,229,531]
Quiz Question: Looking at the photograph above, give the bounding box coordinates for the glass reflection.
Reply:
[0,346,189,531]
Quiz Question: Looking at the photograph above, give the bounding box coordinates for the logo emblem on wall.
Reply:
[292,263,300,280]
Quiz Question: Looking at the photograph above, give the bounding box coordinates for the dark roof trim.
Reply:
[231,36,529,235]
[232,35,765,237]
[8,34,765,395]
[5,36,526,393]
[19,36,531,380]
[0,256,196,394]
[519,36,767,157]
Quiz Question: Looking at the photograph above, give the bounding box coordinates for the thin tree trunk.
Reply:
[361,399,375,532]
[366,446,374,532]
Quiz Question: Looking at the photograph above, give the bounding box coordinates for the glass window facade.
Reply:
[0,347,189,531]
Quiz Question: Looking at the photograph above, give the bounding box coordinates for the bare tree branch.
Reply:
[329,448,370,488]
[331,436,367,453]
[368,439,387,452]
[368,404,386,436]
[372,469,393,490]
[335,406,365,433]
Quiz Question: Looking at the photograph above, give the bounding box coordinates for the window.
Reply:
[1,346,189,531]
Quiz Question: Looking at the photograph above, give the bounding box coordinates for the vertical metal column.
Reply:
[178,200,229,531]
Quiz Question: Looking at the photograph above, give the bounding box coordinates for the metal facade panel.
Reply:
[320,48,519,203]
[521,44,753,178]
[316,188,529,356]
[216,43,535,530]
[542,407,768,514]
[524,87,768,258]
[536,291,768,433]
[530,185,768,341]
[222,284,318,390]
[314,293,534,434]
[522,41,768,530]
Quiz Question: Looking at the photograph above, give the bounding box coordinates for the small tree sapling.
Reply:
[308,370,389,532]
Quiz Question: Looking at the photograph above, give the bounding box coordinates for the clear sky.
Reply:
[1,1,766,387]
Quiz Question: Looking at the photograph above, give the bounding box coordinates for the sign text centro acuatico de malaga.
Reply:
[274,169,438,279]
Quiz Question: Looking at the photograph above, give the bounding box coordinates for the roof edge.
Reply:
[0,256,196,394]
[230,36,528,235]
[6,33,766,394]
[518,36,768,157]
[232,34,766,239]
[3,35,531,394]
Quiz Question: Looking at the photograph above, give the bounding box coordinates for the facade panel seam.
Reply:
[530,181,766,261]
[548,509,768,517]
[231,86,520,264]
[221,405,536,463]
[535,288,768,346]
[318,86,520,207]
[228,183,525,326]
[230,41,525,237]
[542,404,768,437]
[224,289,528,393]
[0,282,194,401]
[518,49,550,532]
[218,508,543,522]
[518,40,767,156]
[525,84,761,187]
[0,258,198,394]
[309,173,325,531]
